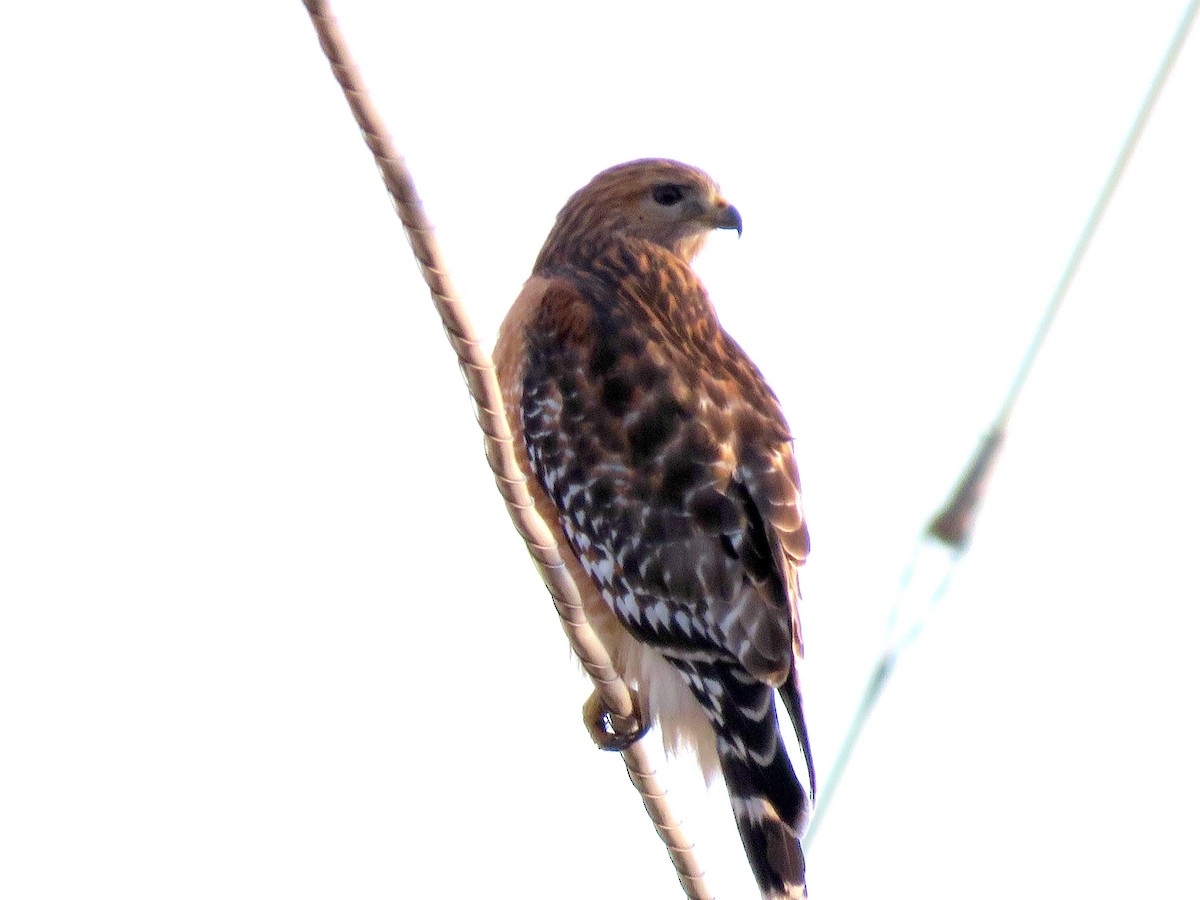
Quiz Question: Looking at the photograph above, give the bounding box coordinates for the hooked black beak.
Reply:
[712,202,743,237]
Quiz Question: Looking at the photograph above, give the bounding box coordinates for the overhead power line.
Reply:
[805,0,1200,848]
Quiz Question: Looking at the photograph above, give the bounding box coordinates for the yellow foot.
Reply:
[582,689,649,751]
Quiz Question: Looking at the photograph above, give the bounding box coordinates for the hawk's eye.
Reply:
[651,184,685,207]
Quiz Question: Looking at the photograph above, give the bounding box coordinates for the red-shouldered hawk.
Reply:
[495,159,814,899]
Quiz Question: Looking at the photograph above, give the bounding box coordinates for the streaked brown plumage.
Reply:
[495,159,813,899]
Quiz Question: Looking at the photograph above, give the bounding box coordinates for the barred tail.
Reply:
[718,715,808,898]
[675,659,812,898]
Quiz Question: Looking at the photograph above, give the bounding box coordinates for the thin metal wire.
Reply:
[300,2,711,896]
[998,0,1199,424]
[805,0,1199,849]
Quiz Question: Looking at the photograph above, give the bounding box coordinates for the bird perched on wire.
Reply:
[495,159,814,899]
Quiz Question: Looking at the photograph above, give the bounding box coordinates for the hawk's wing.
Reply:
[519,269,809,683]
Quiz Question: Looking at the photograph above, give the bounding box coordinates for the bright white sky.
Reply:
[2,2,1198,898]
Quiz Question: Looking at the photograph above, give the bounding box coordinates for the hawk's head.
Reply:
[536,159,742,269]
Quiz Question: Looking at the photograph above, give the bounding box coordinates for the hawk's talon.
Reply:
[582,689,648,751]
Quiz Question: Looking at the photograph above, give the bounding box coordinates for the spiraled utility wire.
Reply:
[301,2,712,896]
